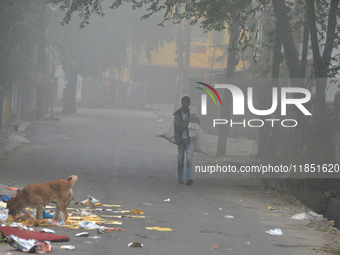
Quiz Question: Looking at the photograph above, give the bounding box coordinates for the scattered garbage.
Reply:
[8,234,35,252]
[129,210,144,214]
[136,234,148,238]
[88,236,101,239]
[102,204,121,207]
[49,220,64,226]
[78,221,100,230]
[28,241,52,253]
[224,215,234,219]
[10,223,28,230]
[145,227,172,231]
[268,205,284,213]
[139,202,153,206]
[88,195,101,207]
[8,234,52,253]
[75,232,89,237]
[80,210,91,217]
[212,246,219,249]
[219,208,223,211]
[97,228,107,235]
[105,228,124,232]
[3,187,19,192]
[39,228,55,234]
[128,242,143,247]
[265,228,283,235]
[80,197,101,207]
[0,194,12,200]
[0,209,9,221]
[60,245,75,250]
[164,198,171,202]
[43,210,54,219]
[309,211,323,217]
[246,242,251,245]
[290,213,313,220]
[1,194,156,253]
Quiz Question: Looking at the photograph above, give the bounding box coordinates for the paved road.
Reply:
[0,108,336,254]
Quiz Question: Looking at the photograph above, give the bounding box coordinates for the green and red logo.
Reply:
[196,82,222,115]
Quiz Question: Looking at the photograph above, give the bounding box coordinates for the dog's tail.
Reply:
[66,175,78,187]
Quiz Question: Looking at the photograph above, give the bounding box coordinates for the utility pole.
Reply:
[36,0,46,120]
[182,18,191,96]
[174,24,184,112]
[216,19,239,157]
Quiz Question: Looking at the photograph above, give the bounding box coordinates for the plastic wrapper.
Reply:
[78,221,100,229]
[290,213,313,220]
[0,208,9,221]
[8,234,52,253]
[265,228,283,235]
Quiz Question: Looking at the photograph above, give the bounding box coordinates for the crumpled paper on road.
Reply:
[146,227,172,231]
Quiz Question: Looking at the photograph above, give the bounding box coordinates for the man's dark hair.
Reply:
[181,96,190,103]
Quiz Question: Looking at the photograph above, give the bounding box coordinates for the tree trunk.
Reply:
[272,0,300,85]
[62,67,78,114]
[306,0,339,163]
[300,6,309,79]
[216,18,239,157]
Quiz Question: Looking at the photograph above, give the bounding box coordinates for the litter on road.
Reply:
[75,232,89,237]
[139,203,153,206]
[102,204,121,207]
[224,215,234,219]
[265,228,283,235]
[39,228,55,234]
[268,205,284,213]
[88,236,101,239]
[145,227,173,231]
[60,245,75,250]
[309,211,323,217]
[8,234,52,253]
[290,213,313,220]
[128,242,143,247]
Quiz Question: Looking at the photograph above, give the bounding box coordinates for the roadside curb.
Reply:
[17,121,31,132]
[268,178,340,229]
[326,198,340,228]
[0,121,32,159]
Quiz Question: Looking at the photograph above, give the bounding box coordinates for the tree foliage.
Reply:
[0,0,42,91]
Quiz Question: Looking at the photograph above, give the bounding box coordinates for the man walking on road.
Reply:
[174,96,199,185]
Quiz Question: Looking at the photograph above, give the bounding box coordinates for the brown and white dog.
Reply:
[6,175,78,221]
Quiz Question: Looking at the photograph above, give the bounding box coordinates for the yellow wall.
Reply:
[138,28,245,71]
